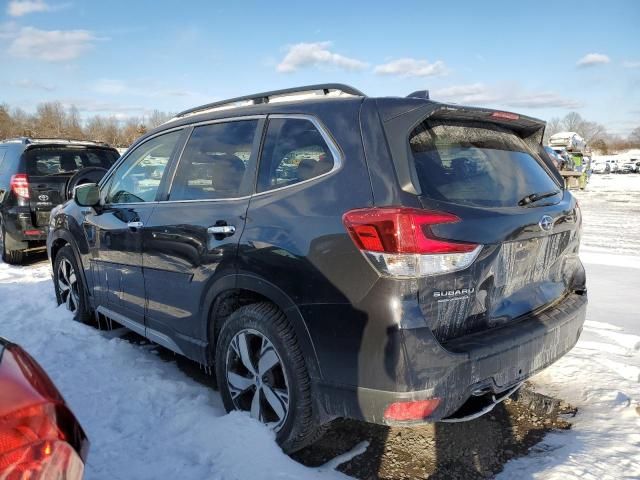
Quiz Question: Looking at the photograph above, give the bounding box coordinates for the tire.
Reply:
[215,302,325,453]
[0,216,24,265]
[53,245,92,323]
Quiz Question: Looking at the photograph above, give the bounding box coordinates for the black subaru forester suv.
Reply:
[47,84,587,452]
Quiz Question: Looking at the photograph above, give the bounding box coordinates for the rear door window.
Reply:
[257,117,335,193]
[24,148,119,176]
[169,120,258,200]
[409,121,560,207]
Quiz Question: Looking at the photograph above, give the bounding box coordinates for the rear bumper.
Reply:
[315,292,587,424]
[2,209,48,250]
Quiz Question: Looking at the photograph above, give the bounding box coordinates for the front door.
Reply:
[86,129,184,326]
[142,118,262,346]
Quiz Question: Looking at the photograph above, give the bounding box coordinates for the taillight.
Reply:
[384,398,441,422]
[10,174,30,199]
[0,344,88,480]
[343,207,482,277]
[0,404,84,479]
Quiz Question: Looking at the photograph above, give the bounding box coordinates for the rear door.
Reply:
[403,116,583,343]
[142,118,263,345]
[22,146,119,227]
[85,130,184,326]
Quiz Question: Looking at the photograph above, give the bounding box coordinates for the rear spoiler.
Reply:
[372,98,561,194]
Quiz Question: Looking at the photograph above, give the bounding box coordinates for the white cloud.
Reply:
[60,99,149,116]
[94,79,128,95]
[374,58,448,77]
[0,22,19,38]
[92,78,200,100]
[7,1,54,16]
[277,41,368,73]
[8,26,97,61]
[432,83,494,102]
[505,92,582,109]
[12,78,55,91]
[576,53,611,67]
[432,83,581,109]
[622,60,640,68]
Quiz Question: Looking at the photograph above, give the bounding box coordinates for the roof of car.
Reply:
[135,83,546,148]
[0,137,115,149]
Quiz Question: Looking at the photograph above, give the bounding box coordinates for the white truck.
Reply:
[549,131,587,153]
[548,131,590,188]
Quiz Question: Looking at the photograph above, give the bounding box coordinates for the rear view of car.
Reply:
[0,337,88,479]
[592,161,609,174]
[0,138,119,264]
[342,102,587,423]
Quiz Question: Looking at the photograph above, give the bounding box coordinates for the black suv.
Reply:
[47,84,587,452]
[0,138,119,264]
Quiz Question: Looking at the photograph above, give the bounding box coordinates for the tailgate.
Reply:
[417,202,583,343]
[28,175,68,226]
[23,145,119,226]
[404,113,584,342]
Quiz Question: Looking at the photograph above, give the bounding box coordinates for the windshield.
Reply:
[409,120,560,207]
[24,147,119,176]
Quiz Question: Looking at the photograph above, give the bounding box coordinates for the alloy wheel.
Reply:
[225,329,290,431]
[57,258,80,313]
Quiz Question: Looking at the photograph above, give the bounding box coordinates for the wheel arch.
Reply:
[49,229,92,308]
[203,273,322,381]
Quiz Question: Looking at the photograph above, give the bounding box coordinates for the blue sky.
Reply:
[0,0,638,135]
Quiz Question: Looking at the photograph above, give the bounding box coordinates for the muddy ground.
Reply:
[293,387,576,480]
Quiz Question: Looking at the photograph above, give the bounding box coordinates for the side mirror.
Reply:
[74,183,100,207]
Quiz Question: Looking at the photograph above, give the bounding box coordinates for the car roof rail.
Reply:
[0,137,30,144]
[173,83,367,120]
[0,137,110,146]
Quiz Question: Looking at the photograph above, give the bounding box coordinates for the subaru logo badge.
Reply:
[38,194,49,202]
[539,215,554,232]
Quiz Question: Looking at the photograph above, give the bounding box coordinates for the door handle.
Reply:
[207,225,236,236]
[127,221,144,229]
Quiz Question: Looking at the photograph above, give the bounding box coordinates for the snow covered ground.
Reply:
[1,173,639,479]
[499,174,640,479]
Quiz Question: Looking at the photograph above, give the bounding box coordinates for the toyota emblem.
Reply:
[539,215,554,232]
[38,194,49,202]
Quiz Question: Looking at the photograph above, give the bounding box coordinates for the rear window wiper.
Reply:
[518,190,561,206]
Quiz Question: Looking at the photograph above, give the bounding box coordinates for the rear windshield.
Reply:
[409,121,560,207]
[24,147,119,176]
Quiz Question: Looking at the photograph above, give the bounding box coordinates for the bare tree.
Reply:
[590,138,608,155]
[120,117,146,147]
[578,120,606,143]
[0,104,11,139]
[34,102,67,138]
[561,112,583,132]
[11,108,35,137]
[64,105,84,139]
[630,127,640,147]
[544,117,562,143]
[146,110,173,129]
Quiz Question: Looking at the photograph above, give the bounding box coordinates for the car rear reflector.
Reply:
[384,398,441,422]
[10,174,30,199]
[24,230,41,236]
[343,207,482,277]
[490,111,519,121]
